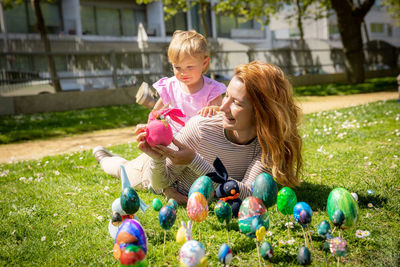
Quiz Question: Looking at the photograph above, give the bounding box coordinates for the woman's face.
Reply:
[220,76,256,139]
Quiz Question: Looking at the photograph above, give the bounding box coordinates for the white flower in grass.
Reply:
[285,222,294,228]
[362,231,370,237]
[287,239,295,245]
[317,146,324,153]
[97,215,103,221]
[328,154,333,160]
[79,157,83,160]
[364,156,368,160]
[266,231,273,237]
[54,171,60,175]
[104,186,110,191]
[41,236,46,241]
[388,139,391,142]
[279,240,286,245]
[19,177,26,181]
[368,203,373,208]
[366,213,372,218]
[53,213,58,217]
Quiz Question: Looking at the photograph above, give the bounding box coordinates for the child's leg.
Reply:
[123,153,153,190]
[99,156,128,178]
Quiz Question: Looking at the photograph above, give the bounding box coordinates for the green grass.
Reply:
[0,104,149,144]
[0,100,399,266]
[294,76,397,96]
[0,76,397,145]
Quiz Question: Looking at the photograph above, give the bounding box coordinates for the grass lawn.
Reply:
[0,76,397,145]
[0,100,399,266]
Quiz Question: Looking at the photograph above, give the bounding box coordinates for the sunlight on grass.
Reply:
[0,100,399,265]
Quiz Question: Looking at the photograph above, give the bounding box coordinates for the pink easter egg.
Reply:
[146,120,173,147]
[187,192,208,223]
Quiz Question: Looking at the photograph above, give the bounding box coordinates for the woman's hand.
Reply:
[163,187,188,205]
[153,138,196,165]
[135,124,164,160]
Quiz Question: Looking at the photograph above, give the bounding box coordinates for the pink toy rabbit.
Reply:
[145,108,185,147]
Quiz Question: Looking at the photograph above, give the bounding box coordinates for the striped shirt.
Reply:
[150,114,270,200]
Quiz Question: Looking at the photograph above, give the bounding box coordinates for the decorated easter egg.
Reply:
[187,192,208,223]
[188,176,214,202]
[121,187,140,215]
[218,243,232,265]
[252,173,278,208]
[176,225,187,245]
[297,246,312,266]
[152,198,163,211]
[120,244,148,266]
[238,196,269,237]
[214,201,232,224]
[158,205,176,230]
[113,219,147,259]
[168,198,178,210]
[260,241,274,260]
[277,187,297,215]
[332,209,345,227]
[327,188,359,228]
[317,220,331,237]
[293,202,313,226]
[179,240,207,267]
[146,119,173,147]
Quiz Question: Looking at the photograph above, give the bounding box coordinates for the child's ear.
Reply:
[202,57,210,70]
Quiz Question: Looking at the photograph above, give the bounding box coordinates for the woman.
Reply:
[94,61,302,204]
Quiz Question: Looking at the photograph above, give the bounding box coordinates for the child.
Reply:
[151,30,226,132]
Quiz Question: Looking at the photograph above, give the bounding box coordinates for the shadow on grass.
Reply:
[295,182,388,211]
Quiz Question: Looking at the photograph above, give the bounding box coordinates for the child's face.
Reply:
[172,56,209,88]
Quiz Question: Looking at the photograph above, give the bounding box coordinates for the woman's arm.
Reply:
[235,158,269,199]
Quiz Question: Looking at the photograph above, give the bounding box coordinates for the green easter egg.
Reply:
[252,173,278,208]
[214,201,232,224]
[120,187,140,215]
[327,187,359,228]
[277,187,297,215]
[188,176,213,202]
[152,198,163,211]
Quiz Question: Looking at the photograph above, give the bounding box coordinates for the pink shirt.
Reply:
[153,75,226,132]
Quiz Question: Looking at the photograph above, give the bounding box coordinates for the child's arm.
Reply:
[198,95,222,117]
[152,98,166,111]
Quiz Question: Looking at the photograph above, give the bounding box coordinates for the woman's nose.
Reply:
[219,97,229,112]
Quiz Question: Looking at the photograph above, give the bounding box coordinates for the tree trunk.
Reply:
[295,0,306,74]
[199,1,209,38]
[32,0,62,92]
[330,0,375,84]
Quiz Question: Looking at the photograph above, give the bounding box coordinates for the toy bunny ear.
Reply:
[213,157,228,181]
[163,108,186,127]
[206,157,228,184]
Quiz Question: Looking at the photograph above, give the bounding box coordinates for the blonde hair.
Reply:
[168,30,210,73]
[234,61,302,188]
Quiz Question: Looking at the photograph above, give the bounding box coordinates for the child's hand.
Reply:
[135,124,164,160]
[198,105,220,117]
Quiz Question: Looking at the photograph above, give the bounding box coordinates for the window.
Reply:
[370,23,384,33]
[80,4,146,36]
[4,0,62,34]
[216,13,254,38]
[165,12,187,36]
[190,3,211,37]
[329,24,339,35]
[387,24,392,37]
[289,28,300,38]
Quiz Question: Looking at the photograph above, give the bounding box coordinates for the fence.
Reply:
[1,43,399,96]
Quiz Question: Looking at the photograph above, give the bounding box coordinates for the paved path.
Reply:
[0,91,397,164]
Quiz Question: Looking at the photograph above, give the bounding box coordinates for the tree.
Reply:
[214,0,377,84]
[382,0,400,26]
[330,0,375,83]
[2,0,62,92]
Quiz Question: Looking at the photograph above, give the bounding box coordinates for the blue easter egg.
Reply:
[218,243,232,265]
[158,205,176,230]
[293,202,313,226]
